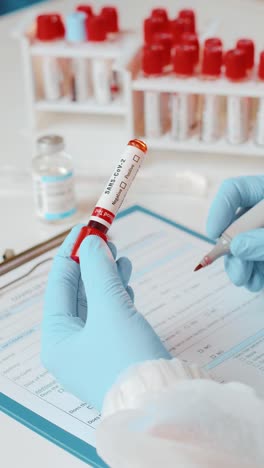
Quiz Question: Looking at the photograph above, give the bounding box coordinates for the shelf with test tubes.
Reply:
[18,5,139,127]
[128,8,264,157]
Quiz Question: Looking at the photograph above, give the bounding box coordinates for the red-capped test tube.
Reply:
[255,51,264,145]
[36,14,65,101]
[171,44,196,140]
[71,139,147,262]
[225,48,249,144]
[201,44,223,142]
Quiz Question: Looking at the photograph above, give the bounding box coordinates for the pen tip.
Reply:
[194,263,203,272]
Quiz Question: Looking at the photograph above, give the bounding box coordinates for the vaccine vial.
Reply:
[171,44,196,140]
[36,14,65,101]
[225,49,249,144]
[32,135,77,222]
[201,45,223,142]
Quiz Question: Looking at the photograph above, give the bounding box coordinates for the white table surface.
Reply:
[1,0,264,467]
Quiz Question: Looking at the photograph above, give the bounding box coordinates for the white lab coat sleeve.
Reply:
[96,358,264,468]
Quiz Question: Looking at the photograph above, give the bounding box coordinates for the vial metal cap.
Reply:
[37,135,65,155]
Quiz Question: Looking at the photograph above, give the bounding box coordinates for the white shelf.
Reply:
[35,98,126,115]
[144,132,264,157]
[133,74,264,98]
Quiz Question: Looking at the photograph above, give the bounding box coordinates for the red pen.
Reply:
[71,139,147,262]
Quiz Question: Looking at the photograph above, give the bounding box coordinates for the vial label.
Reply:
[255,97,264,145]
[92,59,112,105]
[90,144,145,228]
[227,96,249,144]
[171,93,191,140]
[42,56,62,101]
[33,172,76,221]
[144,91,162,138]
[201,94,221,143]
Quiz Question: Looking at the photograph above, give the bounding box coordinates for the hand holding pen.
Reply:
[195,176,264,292]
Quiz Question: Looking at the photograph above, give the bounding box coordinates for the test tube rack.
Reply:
[17,16,264,158]
[128,47,264,157]
[17,16,139,131]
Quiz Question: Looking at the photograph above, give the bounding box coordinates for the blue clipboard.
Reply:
[0,205,212,467]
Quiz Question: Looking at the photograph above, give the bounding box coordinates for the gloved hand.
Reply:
[41,225,170,411]
[206,175,264,292]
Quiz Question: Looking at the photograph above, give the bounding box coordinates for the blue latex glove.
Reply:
[207,175,264,292]
[41,225,170,411]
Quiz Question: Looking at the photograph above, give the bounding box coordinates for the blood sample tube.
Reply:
[204,37,222,49]
[76,4,94,18]
[170,17,185,44]
[142,44,165,138]
[143,16,168,44]
[236,38,255,73]
[255,51,264,145]
[151,8,169,24]
[87,15,112,105]
[225,49,249,144]
[171,44,196,140]
[178,9,196,33]
[36,14,65,101]
[71,139,147,262]
[66,12,91,102]
[100,6,119,38]
[201,45,223,142]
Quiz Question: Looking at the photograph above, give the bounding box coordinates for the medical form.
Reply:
[1,206,264,465]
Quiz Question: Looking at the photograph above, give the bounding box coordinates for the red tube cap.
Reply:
[225,48,247,80]
[170,17,186,44]
[204,37,222,49]
[36,13,65,41]
[172,44,196,76]
[153,32,173,66]
[76,4,93,17]
[86,15,107,41]
[151,8,169,23]
[144,16,168,44]
[236,38,254,69]
[142,44,164,75]
[181,32,199,63]
[258,51,264,80]
[202,46,222,77]
[178,9,196,33]
[100,6,119,33]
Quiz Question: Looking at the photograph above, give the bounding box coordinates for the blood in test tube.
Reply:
[171,44,196,140]
[255,51,264,145]
[180,33,200,128]
[225,48,249,144]
[142,44,165,138]
[71,139,147,262]
[201,45,223,142]
[36,14,65,101]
